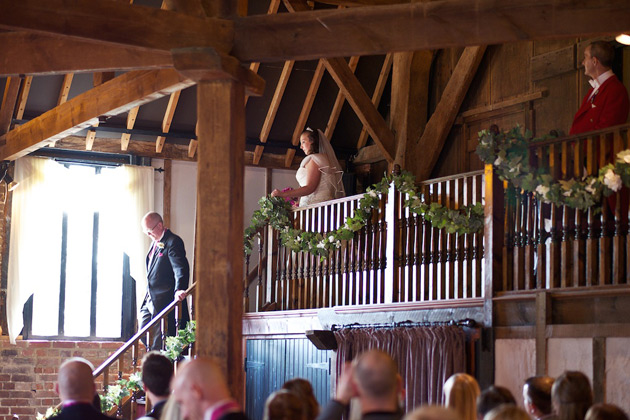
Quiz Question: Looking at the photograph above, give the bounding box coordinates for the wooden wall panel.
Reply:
[490,41,532,103]
[533,71,578,136]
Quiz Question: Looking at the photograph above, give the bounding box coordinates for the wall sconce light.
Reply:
[0,164,18,193]
[616,34,630,45]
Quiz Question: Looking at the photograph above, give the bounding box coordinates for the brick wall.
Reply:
[0,337,138,420]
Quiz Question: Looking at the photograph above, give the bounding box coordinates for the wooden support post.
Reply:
[592,337,606,404]
[194,79,245,402]
[535,291,550,375]
[482,164,504,388]
[0,77,21,135]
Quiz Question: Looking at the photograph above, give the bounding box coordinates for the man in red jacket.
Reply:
[570,41,629,135]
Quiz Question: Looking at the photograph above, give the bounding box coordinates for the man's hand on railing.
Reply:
[175,290,187,301]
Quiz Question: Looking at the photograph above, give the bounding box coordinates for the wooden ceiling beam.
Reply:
[324,57,395,162]
[121,106,139,151]
[0,77,21,135]
[0,32,173,77]
[0,69,194,161]
[14,76,33,121]
[357,53,392,149]
[233,0,630,63]
[57,74,74,106]
[414,46,486,181]
[254,60,295,165]
[325,56,359,140]
[156,90,181,153]
[52,136,302,169]
[0,0,232,54]
[284,60,325,168]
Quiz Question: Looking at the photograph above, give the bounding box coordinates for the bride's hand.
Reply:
[271,189,281,197]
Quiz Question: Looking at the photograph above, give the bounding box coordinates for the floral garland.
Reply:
[101,373,143,413]
[475,126,628,210]
[244,171,484,258]
[163,320,196,361]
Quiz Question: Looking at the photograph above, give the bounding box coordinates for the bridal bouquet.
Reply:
[282,187,298,207]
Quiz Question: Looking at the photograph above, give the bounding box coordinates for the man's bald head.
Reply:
[172,358,232,420]
[56,358,96,403]
[353,350,400,401]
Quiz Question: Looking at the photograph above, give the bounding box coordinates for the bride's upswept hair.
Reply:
[301,129,319,153]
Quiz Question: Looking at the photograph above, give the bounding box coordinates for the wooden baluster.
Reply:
[303,210,311,308]
[475,174,484,297]
[278,243,285,310]
[408,208,417,302]
[344,201,351,305]
[325,203,333,307]
[536,197,547,289]
[429,184,438,300]
[438,182,447,300]
[585,135,597,286]
[573,139,585,287]
[548,143,561,288]
[414,209,422,301]
[613,129,624,285]
[243,254,250,312]
[378,195,387,303]
[256,233,264,311]
[502,184,513,292]
[446,179,455,299]
[296,210,305,309]
[599,134,611,285]
[396,190,406,302]
[464,178,472,298]
[524,192,535,289]
[335,203,343,306]
[160,317,166,350]
[116,357,124,418]
[513,189,524,291]
[454,178,464,299]
[560,141,572,288]
[103,368,109,395]
[130,341,139,420]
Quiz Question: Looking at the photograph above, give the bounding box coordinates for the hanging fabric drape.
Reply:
[334,326,466,410]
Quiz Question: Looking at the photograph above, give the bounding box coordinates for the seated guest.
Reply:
[585,404,629,420]
[551,371,592,420]
[523,376,555,420]
[404,406,460,420]
[443,373,481,420]
[172,358,248,420]
[263,390,306,420]
[477,386,516,419]
[485,406,530,420]
[282,378,320,420]
[137,352,173,420]
[316,350,404,420]
[49,358,117,420]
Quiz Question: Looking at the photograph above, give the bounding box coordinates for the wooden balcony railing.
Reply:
[92,282,195,418]
[498,123,630,292]
[245,171,486,312]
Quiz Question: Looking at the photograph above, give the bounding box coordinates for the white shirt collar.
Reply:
[588,69,614,94]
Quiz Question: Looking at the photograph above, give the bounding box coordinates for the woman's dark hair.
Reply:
[301,129,319,154]
[552,371,593,420]
[585,404,629,420]
[282,378,319,420]
[263,390,305,420]
[524,376,554,415]
[477,385,516,417]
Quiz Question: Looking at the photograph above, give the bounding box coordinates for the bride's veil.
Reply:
[316,129,345,198]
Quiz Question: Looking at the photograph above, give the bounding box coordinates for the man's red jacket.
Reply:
[570,74,629,135]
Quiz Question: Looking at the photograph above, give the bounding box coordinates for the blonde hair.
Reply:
[405,405,461,420]
[443,373,480,420]
[485,405,530,420]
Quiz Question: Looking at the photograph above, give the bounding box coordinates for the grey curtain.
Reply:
[334,326,466,411]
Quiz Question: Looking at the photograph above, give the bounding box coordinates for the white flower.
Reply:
[368,190,378,198]
[336,240,341,248]
[296,236,302,243]
[563,190,572,197]
[494,157,504,166]
[328,235,335,243]
[617,150,630,164]
[603,169,623,192]
[585,179,597,194]
[317,241,326,249]
[536,185,549,197]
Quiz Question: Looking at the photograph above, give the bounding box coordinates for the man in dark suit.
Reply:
[49,358,117,420]
[570,41,629,135]
[172,358,249,420]
[140,211,190,350]
[139,352,173,420]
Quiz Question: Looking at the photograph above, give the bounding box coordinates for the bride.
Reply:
[271,129,345,206]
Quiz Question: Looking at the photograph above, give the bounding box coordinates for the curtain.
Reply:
[6,159,154,343]
[7,158,63,343]
[334,326,466,411]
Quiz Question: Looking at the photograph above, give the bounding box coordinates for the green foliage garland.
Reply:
[476,126,629,210]
[101,372,143,413]
[244,171,484,258]
[163,320,196,361]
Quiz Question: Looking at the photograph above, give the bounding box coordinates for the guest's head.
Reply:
[585,404,629,420]
[300,129,319,155]
[523,376,554,419]
[477,386,516,419]
[282,378,319,420]
[142,351,173,403]
[142,211,165,240]
[443,373,481,420]
[172,358,233,420]
[263,389,306,420]
[583,41,615,78]
[404,405,461,420]
[484,405,530,420]
[352,349,402,413]
[552,371,593,420]
[55,357,96,403]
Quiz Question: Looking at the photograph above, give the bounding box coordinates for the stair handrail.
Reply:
[93,281,197,378]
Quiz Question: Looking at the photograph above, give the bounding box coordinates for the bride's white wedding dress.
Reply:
[296,153,337,206]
